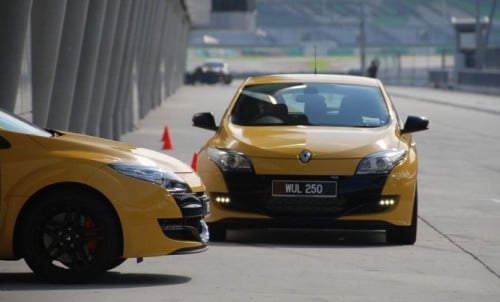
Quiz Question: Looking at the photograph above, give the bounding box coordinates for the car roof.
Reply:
[243,74,381,87]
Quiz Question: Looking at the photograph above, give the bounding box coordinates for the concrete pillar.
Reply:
[31,0,67,127]
[138,1,158,118]
[0,0,33,112]
[163,2,175,98]
[47,0,89,130]
[86,0,120,136]
[99,0,132,139]
[127,1,149,130]
[169,5,183,92]
[69,0,107,133]
[178,17,190,88]
[115,0,143,139]
[158,2,174,103]
[150,0,169,108]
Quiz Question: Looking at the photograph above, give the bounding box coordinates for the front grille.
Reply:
[158,218,209,243]
[218,173,388,217]
[171,192,210,218]
[158,192,210,243]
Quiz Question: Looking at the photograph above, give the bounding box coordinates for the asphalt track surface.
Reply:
[1,81,499,301]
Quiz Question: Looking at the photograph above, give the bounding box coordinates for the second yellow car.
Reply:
[193,74,428,245]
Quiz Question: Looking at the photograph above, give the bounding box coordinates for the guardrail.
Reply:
[429,69,500,95]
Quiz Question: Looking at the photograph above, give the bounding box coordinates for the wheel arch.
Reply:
[13,182,124,258]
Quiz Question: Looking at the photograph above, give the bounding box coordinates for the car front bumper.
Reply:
[158,192,210,248]
[87,169,212,258]
[212,173,395,217]
[203,163,417,228]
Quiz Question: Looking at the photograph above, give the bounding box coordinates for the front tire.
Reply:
[208,224,226,241]
[104,258,127,271]
[19,191,122,283]
[386,190,418,245]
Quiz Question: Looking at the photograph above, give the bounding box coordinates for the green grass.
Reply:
[308,57,332,72]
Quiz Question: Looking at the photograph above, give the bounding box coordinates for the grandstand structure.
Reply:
[255,0,499,48]
[191,0,499,48]
[189,0,500,90]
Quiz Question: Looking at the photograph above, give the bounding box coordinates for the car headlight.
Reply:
[207,147,253,172]
[109,163,189,193]
[356,149,407,175]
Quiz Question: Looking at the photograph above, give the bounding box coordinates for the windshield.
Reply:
[230,83,389,127]
[0,108,52,137]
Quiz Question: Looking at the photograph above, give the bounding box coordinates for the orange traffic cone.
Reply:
[191,152,198,171]
[162,126,172,150]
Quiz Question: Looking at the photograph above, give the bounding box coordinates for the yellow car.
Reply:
[193,74,428,245]
[0,108,209,282]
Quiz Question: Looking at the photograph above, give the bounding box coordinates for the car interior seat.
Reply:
[271,103,289,121]
[303,94,328,125]
[339,94,386,126]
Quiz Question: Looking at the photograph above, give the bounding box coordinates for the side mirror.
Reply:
[192,112,218,131]
[401,115,429,134]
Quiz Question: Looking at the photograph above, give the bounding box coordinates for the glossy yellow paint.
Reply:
[338,142,418,226]
[0,128,206,259]
[243,73,382,86]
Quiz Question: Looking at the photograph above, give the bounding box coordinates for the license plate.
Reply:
[272,180,337,197]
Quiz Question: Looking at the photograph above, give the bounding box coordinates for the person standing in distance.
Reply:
[367,59,379,78]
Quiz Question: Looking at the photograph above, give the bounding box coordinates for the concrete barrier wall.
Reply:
[428,69,500,95]
[0,0,191,140]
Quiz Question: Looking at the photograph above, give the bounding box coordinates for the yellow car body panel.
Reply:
[0,127,208,260]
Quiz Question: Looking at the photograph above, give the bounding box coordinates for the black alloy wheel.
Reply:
[19,191,121,283]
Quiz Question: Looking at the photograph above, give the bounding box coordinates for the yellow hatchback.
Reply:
[0,108,209,282]
[193,74,428,245]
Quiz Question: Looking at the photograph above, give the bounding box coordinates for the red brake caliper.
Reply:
[83,216,97,255]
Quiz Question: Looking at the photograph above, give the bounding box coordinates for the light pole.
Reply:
[359,0,366,75]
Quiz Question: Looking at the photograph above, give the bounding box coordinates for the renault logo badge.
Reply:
[298,150,312,163]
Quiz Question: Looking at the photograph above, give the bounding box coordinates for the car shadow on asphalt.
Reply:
[211,228,389,247]
[0,271,191,290]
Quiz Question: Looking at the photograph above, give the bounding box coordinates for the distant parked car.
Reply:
[0,107,209,282]
[193,73,429,245]
[185,59,233,85]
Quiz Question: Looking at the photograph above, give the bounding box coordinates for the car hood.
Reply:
[221,123,401,159]
[33,131,193,173]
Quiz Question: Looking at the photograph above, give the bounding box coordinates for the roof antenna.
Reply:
[314,44,317,74]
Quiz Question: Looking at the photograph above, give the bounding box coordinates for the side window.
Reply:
[231,94,275,125]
